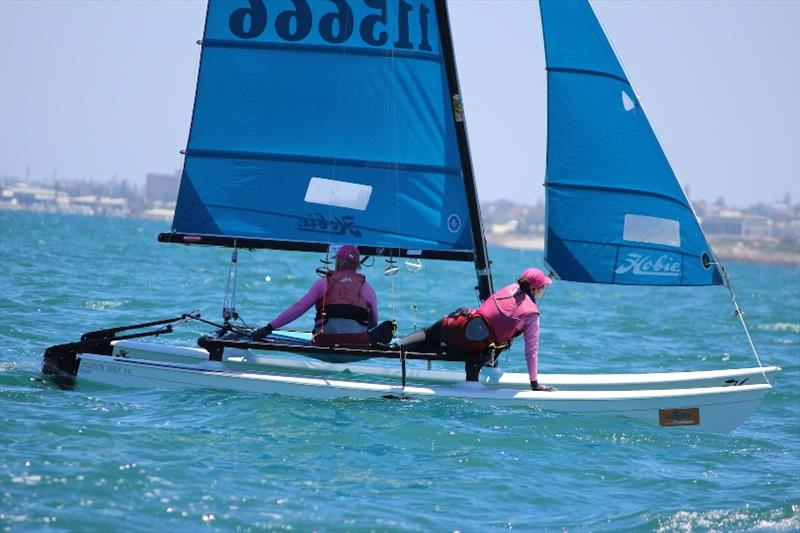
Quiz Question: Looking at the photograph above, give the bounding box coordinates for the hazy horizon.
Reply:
[1,0,798,207]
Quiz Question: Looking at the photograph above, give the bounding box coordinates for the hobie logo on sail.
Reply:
[615,253,680,277]
[447,214,461,233]
[297,213,362,238]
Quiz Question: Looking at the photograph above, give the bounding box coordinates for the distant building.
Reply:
[701,212,773,240]
[0,184,129,216]
[145,171,180,204]
[490,219,519,235]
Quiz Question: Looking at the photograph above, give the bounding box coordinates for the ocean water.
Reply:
[1,210,798,532]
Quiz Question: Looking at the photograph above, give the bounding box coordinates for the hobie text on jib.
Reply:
[614,253,681,277]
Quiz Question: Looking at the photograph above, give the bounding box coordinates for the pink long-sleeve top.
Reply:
[519,314,541,381]
[477,283,542,382]
[269,277,378,331]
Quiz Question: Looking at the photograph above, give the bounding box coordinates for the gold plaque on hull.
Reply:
[659,407,700,426]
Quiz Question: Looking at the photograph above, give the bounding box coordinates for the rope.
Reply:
[410,273,418,333]
[405,259,423,332]
[222,244,241,324]
[389,258,398,334]
[388,25,402,336]
[718,264,770,385]
[318,256,330,337]
[318,28,353,337]
[187,313,250,336]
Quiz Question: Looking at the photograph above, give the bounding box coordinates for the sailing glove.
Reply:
[252,324,273,341]
[531,380,557,392]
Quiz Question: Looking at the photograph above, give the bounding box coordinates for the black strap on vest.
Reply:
[316,303,370,325]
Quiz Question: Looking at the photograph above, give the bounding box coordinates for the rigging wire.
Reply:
[386,256,399,336]
[387,29,401,333]
[187,312,250,337]
[318,14,354,337]
[222,244,242,326]
[718,263,771,385]
[405,259,423,332]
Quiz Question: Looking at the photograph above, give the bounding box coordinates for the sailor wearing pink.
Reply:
[256,245,378,347]
[393,267,554,391]
[269,274,378,332]
[477,281,543,382]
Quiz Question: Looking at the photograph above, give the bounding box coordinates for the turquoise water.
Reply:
[1,210,798,532]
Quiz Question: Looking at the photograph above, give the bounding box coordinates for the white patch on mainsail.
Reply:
[622,214,681,247]
[304,177,372,211]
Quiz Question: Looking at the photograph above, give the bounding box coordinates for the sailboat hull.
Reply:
[77,353,768,433]
[62,341,775,433]
[113,339,779,391]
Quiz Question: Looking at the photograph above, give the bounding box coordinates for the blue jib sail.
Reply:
[540,0,722,286]
[170,0,473,259]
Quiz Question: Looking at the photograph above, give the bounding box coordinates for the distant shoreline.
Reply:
[486,233,800,267]
[2,207,797,267]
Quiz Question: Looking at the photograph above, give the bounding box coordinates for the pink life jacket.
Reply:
[475,283,539,345]
[315,270,370,326]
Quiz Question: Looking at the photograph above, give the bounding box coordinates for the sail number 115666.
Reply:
[228,0,434,52]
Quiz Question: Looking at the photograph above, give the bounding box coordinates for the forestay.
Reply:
[163,0,479,261]
[540,0,722,286]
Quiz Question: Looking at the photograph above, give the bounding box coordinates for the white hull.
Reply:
[66,340,778,433]
[113,340,779,390]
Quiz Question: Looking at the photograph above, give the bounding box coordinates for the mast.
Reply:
[434,0,494,301]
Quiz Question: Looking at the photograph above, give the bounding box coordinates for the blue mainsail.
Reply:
[167,0,477,260]
[540,0,722,286]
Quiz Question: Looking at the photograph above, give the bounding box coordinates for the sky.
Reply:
[1,0,798,208]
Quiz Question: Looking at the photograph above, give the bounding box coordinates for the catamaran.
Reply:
[43,0,778,432]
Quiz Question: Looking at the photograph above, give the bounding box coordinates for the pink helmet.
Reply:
[335,244,360,263]
[519,268,552,289]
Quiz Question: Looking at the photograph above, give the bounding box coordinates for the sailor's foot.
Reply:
[531,380,557,392]
[368,320,395,345]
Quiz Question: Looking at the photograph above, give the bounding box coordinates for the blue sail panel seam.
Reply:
[185,149,462,177]
[546,182,690,209]
[202,38,444,63]
[556,237,703,260]
[546,66,631,87]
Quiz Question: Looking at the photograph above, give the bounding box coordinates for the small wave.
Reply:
[11,474,42,486]
[757,323,800,333]
[655,505,799,532]
[0,361,19,372]
[82,300,125,310]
